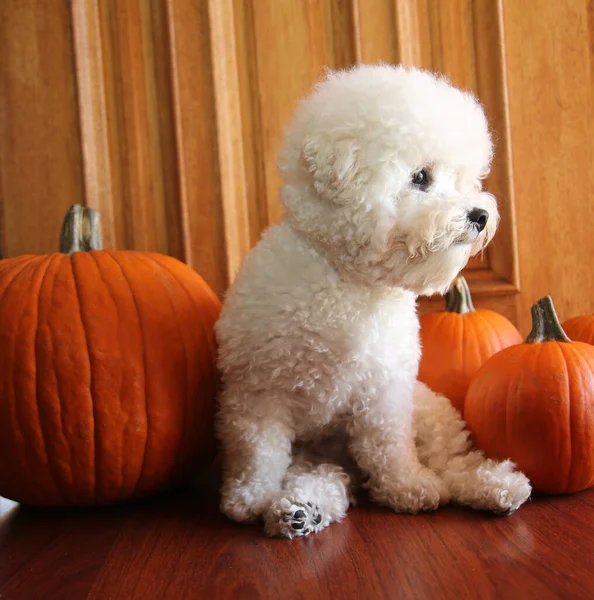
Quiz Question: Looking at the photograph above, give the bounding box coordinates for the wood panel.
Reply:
[208,0,251,282]
[371,0,521,321]
[225,0,359,274]
[73,0,186,263]
[163,0,228,295]
[503,0,594,332]
[74,0,229,294]
[247,1,336,227]
[1,0,592,328]
[0,0,85,258]
[241,0,518,292]
[472,0,519,291]
[0,0,516,298]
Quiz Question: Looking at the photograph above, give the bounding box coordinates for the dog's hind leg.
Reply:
[413,381,531,513]
[264,456,353,538]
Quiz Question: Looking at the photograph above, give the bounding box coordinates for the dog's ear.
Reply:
[301,134,364,204]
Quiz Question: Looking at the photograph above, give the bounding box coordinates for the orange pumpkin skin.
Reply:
[464,299,594,495]
[562,315,594,345]
[418,278,522,412]
[0,250,220,507]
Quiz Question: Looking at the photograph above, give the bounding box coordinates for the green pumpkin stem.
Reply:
[526,296,571,343]
[445,276,475,314]
[59,204,103,254]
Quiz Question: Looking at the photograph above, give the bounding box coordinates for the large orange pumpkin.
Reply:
[464,296,594,495]
[562,314,594,345]
[418,276,522,412]
[0,205,221,506]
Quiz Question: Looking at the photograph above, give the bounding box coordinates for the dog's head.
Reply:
[278,64,498,295]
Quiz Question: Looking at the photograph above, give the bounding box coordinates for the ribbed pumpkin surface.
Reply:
[464,340,594,494]
[0,250,220,506]
[465,297,594,495]
[419,309,522,412]
[562,315,594,345]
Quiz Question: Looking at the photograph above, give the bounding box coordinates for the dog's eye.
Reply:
[411,169,430,189]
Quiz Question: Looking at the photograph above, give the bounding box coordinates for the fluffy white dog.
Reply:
[215,64,531,538]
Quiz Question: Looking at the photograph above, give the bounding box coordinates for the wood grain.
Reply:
[420,0,521,323]
[472,0,519,290]
[0,0,85,258]
[104,0,179,256]
[165,0,228,295]
[208,0,251,283]
[233,0,269,247]
[249,0,336,227]
[1,483,593,599]
[504,0,594,333]
[71,0,116,249]
[394,0,434,69]
[71,0,187,260]
[356,0,398,65]
[1,0,592,321]
[329,0,360,69]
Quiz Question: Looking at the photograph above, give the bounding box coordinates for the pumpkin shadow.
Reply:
[0,463,225,541]
[527,488,594,503]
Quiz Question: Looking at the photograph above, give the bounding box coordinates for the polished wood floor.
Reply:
[0,477,593,600]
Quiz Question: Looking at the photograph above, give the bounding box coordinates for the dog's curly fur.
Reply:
[215,64,531,538]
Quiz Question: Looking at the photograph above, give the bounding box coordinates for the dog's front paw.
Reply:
[371,468,450,514]
[264,498,325,538]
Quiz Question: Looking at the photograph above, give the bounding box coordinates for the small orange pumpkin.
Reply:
[0,205,221,506]
[418,276,522,412]
[464,296,594,495]
[562,314,594,345]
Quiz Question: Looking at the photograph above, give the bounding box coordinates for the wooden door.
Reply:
[1,0,592,333]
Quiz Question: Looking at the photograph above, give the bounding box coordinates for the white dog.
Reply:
[215,64,531,538]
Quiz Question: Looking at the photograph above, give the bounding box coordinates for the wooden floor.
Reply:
[0,479,593,600]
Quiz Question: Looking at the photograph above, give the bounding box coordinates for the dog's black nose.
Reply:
[467,208,489,232]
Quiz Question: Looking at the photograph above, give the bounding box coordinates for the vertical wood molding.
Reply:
[109,0,172,254]
[71,0,116,249]
[71,0,186,260]
[340,0,362,64]
[148,0,186,262]
[473,0,519,289]
[389,0,518,294]
[165,0,228,295]
[429,0,477,91]
[356,0,398,64]
[503,0,594,331]
[207,0,251,283]
[0,0,85,257]
[393,0,432,68]
[1,0,529,321]
[163,0,192,267]
[232,0,268,246]
[247,1,336,229]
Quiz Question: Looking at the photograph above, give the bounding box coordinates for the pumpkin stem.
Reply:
[445,276,475,314]
[59,204,103,254]
[526,296,571,343]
